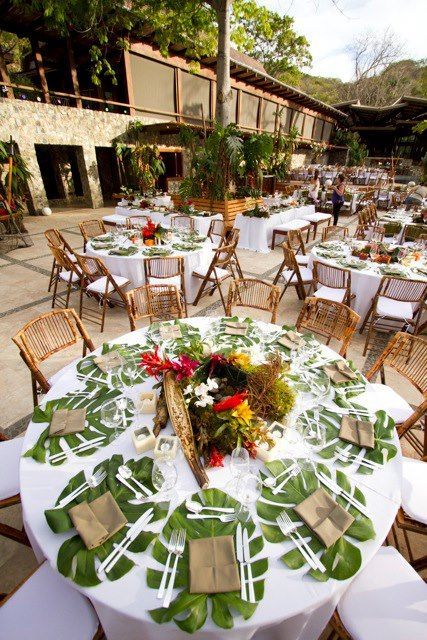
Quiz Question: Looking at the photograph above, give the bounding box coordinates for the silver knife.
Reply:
[242,528,255,603]
[97,508,154,574]
[235,523,247,602]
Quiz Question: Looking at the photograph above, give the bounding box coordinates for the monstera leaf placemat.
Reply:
[45,454,168,586]
[76,342,149,386]
[146,320,202,358]
[147,489,268,633]
[257,460,375,582]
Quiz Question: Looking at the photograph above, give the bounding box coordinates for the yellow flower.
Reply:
[229,352,251,369]
[232,400,254,425]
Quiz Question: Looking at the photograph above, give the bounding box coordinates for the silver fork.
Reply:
[277,511,326,573]
[186,513,235,522]
[157,530,178,599]
[163,529,186,608]
[57,468,106,508]
[336,449,381,470]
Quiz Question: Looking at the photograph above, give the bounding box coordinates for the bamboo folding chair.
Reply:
[353,224,369,240]
[272,245,312,301]
[312,261,354,306]
[296,297,359,357]
[224,227,244,279]
[370,223,385,243]
[286,229,310,266]
[360,276,427,355]
[12,308,95,407]
[126,284,185,331]
[383,221,402,239]
[125,215,150,230]
[79,220,106,251]
[48,245,82,309]
[226,279,280,324]
[171,215,195,232]
[144,256,187,315]
[44,228,78,291]
[192,242,237,312]
[75,254,130,332]
[321,225,349,242]
[0,432,30,548]
[207,219,226,245]
[403,223,426,243]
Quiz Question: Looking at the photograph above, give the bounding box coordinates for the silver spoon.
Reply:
[185,499,234,514]
[116,468,143,499]
[263,462,297,488]
[119,464,152,497]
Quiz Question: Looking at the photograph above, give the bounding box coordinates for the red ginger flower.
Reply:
[171,354,200,381]
[139,347,173,379]
[208,353,227,376]
[213,390,248,413]
[243,440,257,459]
[208,447,224,467]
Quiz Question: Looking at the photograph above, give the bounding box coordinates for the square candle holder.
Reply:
[153,435,179,460]
[131,425,156,455]
[268,421,288,441]
[256,441,279,463]
[137,391,157,414]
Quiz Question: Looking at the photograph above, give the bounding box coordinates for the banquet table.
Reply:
[103,206,222,237]
[86,235,213,304]
[234,205,316,253]
[378,209,427,244]
[309,241,427,325]
[20,317,402,640]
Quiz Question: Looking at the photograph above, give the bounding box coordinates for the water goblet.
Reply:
[230,446,250,480]
[151,458,178,500]
[101,400,122,443]
[235,472,262,521]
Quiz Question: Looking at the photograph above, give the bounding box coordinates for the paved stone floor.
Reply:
[0,207,425,628]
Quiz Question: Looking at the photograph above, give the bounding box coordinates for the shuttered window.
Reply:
[181,71,211,124]
[240,92,259,129]
[303,115,314,139]
[129,54,176,121]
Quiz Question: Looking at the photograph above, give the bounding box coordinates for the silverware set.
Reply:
[116,464,153,499]
[157,528,186,608]
[56,468,106,508]
[315,470,370,517]
[235,523,256,603]
[48,436,106,463]
[271,464,301,495]
[335,449,382,470]
[276,511,326,573]
[185,499,236,520]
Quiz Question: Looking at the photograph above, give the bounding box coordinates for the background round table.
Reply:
[20,318,401,640]
[104,207,223,237]
[86,238,213,304]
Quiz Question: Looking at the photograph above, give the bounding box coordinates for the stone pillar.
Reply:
[15,140,49,213]
[79,145,104,208]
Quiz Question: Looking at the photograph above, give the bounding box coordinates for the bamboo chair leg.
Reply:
[100,296,107,333]
[193,279,209,306]
[359,300,375,334]
[48,258,56,292]
[363,315,376,356]
[31,374,38,408]
[51,267,60,308]
[0,522,31,546]
[217,279,227,314]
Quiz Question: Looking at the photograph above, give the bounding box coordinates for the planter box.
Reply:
[170,195,262,226]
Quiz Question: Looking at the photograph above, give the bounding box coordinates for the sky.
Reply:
[259,0,427,81]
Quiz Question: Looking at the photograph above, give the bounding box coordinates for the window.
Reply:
[322,121,333,142]
[303,115,314,139]
[129,54,175,121]
[263,100,279,132]
[313,118,324,141]
[240,92,260,129]
[292,110,305,135]
[281,108,292,133]
[181,72,211,124]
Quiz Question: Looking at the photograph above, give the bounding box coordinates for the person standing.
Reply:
[332,173,346,225]
[308,169,321,204]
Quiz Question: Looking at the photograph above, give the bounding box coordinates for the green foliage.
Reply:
[269,124,299,179]
[148,488,267,632]
[130,143,165,194]
[0,139,32,204]
[243,132,273,191]
[332,131,368,167]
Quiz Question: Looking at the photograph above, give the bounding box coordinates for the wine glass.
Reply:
[303,407,327,451]
[122,359,138,388]
[152,458,178,500]
[101,400,122,443]
[230,447,250,479]
[235,472,262,521]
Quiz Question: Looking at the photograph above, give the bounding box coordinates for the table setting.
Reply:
[105,205,223,236]
[20,317,401,640]
[86,226,213,303]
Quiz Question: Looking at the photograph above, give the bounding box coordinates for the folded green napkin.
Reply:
[69,491,127,550]
[337,259,367,270]
[339,415,375,449]
[189,535,240,594]
[91,242,116,250]
[324,361,357,384]
[108,246,138,256]
[224,321,248,336]
[49,408,86,436]
[142,248,173,257]
[94,234,113,243]
[277,330,303,350]
[294,487,354,548]
[379,265,406,277]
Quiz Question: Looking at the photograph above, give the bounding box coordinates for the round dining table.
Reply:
[20,317,402,640]
[86,236,213,304]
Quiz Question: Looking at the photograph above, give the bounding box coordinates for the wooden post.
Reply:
[31,38,50,104]
[257,97,263,132]
[7,136,14,205]
[123,50,135,115]
[236,89,241,126]
[66,37,82,108]
[0,46,14,99]
[175,68,182,122]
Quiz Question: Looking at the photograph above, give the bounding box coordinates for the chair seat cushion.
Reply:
[59,270,79,283]
[86,275,129,294]
[401,457,427,525]
[301,213,332,223]
[338,547,427,640]
[148,275,181,290]
[376,296,414,320]
[314,285,346,303]
[193,265,230,281]
[0,437,23,500]
[0,562,99,640]
[296,254,310,266]
[66,252,77,263]
[352,382,413,424]
[281,266,312,283]
[274,219,310,232]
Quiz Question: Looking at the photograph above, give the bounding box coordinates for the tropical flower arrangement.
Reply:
[243,204,270,218]
[130,218,168,245]
[351,242,400,263]
[139,347,296,467]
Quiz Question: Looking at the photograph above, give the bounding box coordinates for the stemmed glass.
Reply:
[235,472,262,522]
[122,358,138,388]
[230,447,250,480]
[151,458,178,500]
[101,400,122,443]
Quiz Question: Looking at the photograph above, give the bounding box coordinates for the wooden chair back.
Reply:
[371,224,385,242]
[49,245,79,274]
[404,224,426,242]
[377,276,427,303]
[75,254,128,304]
[286,229,306,256]
[171,215,195,232]
[207,219,226,244]
[126,216,150,229]
[12,309,94,405]
[321,225,349,242]
[296,296,360,356]
[79,220,106,249]
[126,284,184,330]
[144,255,184,281]
[313,261,351,301]
[226,279,280,324]
[44,228,73,253]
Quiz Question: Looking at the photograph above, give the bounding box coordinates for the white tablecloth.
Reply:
[86,238,213,304]
[234,206,315,253]
[108,207,222,237]
[20,318,401,640]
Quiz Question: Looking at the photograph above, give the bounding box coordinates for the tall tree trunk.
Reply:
[214,0,232,127]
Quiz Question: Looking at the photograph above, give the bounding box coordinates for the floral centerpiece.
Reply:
[243,204,270,219]
[178,201,196,215]
[351,242,400,263]
[139,347,295,468]
[130,218,167,246]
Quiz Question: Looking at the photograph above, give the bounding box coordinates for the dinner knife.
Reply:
[235,523,247,602]
[242,528,256,604]
[98,508,154,574]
